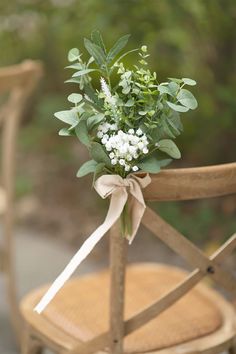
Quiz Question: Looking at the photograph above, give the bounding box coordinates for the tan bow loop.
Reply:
[34,173,151,314]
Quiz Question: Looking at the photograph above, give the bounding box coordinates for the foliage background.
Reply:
[0,0,235,250]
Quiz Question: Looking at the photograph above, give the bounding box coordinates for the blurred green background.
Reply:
[0,0,235,249]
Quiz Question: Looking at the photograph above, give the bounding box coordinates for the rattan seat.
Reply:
[20,263,235,354]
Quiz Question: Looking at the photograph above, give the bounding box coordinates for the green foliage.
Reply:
[55,32,197,178]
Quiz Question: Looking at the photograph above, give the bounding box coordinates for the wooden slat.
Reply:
[142,163,236,201]
[109,223,127,354]
[142,207,236,295]
[0,60,43,94]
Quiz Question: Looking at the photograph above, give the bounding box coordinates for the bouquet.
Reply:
[55,31,198,181]
[34,32,198,314]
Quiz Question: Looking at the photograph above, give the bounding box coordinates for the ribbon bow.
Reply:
[34,173,151,314]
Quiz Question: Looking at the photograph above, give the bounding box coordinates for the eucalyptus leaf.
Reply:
[54,110,78,126]
[137,156,161,173]
[77,159,98,177]
[68,48,80,62]
[89,142,111,166]
[157,139,181,159]
[177,89,198,110]
[84,38,106,67]
[93,162,106,185]
[107,34,130,63]
[59,128,74,136]
[167,101,189,112]
[87,113,105,130]
[72,68,99,77]
[67,93,83,104]
[182,78,197,86]
[66,63,83,70]
[75,120,90,146]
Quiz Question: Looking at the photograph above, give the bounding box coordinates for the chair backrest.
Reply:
[0,60,43,342]
[66,162,236,354]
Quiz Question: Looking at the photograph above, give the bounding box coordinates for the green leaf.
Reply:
[54,110,78,126]
[87,113,105,130]
[68,48,80,62]
[67,93,83,104]
[107,34,130,63]
[91,30,106,53]
[168,77,182,84]
[92,162,105,185]
[168,82,179,95]
[125,99,134,107]
[72,68,99,77]
[158,85,171,95]
[167,101,189,112]
[162,120,176,138]
[177,89,198,110]
[58,128,74,136]
[66,63,83,70]
[182,78,197,86]
[138,155,172,173]
[84,38,106,67]
[77,160,98,178]
[65,78,81,84]
[75,120,90,146]
[157,139,181,159]
[89,142,111,166]
[138,156,161,173]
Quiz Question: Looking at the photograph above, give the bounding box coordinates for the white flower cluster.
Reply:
[97,122,118,139]
[97,126,149,173]
[100,77,116,106]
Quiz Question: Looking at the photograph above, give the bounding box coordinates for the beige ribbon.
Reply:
[34,173,151,314]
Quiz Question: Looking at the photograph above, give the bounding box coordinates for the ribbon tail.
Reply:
[34,189,127,314]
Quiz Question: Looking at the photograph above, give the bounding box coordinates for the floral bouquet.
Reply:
[55,31,197,179]
[35,31,198,314]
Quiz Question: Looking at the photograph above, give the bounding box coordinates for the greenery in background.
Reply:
[0,0,235,244]
[55,32,197,179]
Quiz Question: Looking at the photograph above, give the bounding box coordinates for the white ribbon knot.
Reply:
[34,173,151,314]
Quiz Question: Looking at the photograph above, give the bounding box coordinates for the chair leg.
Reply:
[229,345,236,354]
[21,326,44,354]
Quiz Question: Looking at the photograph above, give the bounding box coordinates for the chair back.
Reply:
[66,163,236,354]
[0,60,43,341]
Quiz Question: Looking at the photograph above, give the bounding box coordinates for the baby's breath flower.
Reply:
[136,128,143,136]
[132,166,139,172]
[119,159,125,166]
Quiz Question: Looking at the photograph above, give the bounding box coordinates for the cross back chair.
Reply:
[0,60,43,342]
[20,162,236,354]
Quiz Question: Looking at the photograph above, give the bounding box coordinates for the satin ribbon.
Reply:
[34,173,151,314]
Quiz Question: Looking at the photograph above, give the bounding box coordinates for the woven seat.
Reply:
[20,263,235,353]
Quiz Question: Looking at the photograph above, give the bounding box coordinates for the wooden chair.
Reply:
[0,60,43,342]
[20,162,236,354]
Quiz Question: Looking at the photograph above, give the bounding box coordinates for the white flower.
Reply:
[137,141,144,150]
[97,131,103,139]
[130,135,139,144]
[125,164,131,172]
[111,158,117,165]
[101,136,108,144]
[119,159,125,166]
[128,146,136,155]
[143,147,149,154]
[132,166,139,172]
[105,143,112,151]
[126,154,132,161]
[100,77,112,100]
[109,152,115,159]
[128,129,134,134]
[136,128,143,136]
